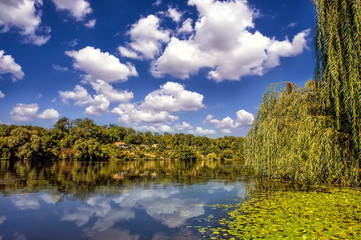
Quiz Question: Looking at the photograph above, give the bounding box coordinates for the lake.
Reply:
[0,159,253,240]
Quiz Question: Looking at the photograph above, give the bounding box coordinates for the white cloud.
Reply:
[52,0,92,21]
[112,103,178,125]
[0,91,4,99]
[235,109,254,126]
[142,82,204,112]
[113,187,204,228]
[205,109,254,133]
[153,0,162,6]
[10,103,39,122]
[151,37,213,79]
[84,94,110,116]
[12,195,40,210]
[0,50,24,82]
[151,0,310,82]
[52,64,69,72]
[59,80,134,116]
[142,198,204,228]
[167,7,182,23]
[175,121,193,131]
[66,46,138,83]
[178,18,193,34]
[0,0,50,45]
[125,15,170,59]
[59,85,92,106]
[85,19,96,28]
[111,82,204,127]
[59,85,110,116]
[118,46,139,59]
[37,108,60,119]
[189,127,216,136]
[135,124,174,133]
[90,80,133,103]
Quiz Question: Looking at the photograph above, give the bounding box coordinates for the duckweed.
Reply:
[200,188,361,239]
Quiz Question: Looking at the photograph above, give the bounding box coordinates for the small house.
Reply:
[114,142,129,149]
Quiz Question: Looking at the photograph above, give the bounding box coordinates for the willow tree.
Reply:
[314,0,361,160]
[245,0,361,185]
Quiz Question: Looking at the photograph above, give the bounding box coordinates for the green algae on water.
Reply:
[201,188,361,239]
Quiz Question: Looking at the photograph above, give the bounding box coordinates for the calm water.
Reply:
[0,159,253,240]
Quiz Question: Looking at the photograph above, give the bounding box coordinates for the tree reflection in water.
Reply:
[0,159,253,240]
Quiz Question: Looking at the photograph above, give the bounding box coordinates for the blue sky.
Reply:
[0,0,315,137]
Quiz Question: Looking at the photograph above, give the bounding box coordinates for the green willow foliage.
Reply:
[245,0,361,186]
[314,0,361,160]
[246,82,358,185]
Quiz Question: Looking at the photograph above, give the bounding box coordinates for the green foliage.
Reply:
[245,82,360,185]
[174,145,198,161]
[0,118,244,161]
[314,0,361,156]
[245,0,361,186]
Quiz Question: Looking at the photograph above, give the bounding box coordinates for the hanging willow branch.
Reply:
[314,0,361,160]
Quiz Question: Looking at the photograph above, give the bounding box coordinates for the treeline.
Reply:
[0,117,244,161]
[245,0,361,186]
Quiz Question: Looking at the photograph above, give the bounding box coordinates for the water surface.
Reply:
[0,159,253,240]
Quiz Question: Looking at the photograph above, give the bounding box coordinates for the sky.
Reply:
[0,0,316,137]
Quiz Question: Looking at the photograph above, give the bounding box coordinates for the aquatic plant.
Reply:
[200,187,361,239]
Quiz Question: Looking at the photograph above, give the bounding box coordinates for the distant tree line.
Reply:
[0,117,245,161]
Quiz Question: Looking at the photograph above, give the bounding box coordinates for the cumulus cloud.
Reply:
[59,85,107,115]
[141,82,204,112]
[151,37,212,79]
[178,18,193,34]
[84,94,110,116]
[111,82,204,126]
[10,103,39,122]
[120,15,170,59]
[0,50,24,82]
[59,82,134,116]
[112,103,178,125]
[0,0,50,45]
[167,7,182,23]
[151,0,310,82]
[37,108,60,120]
[205,109,254,133]
[66,46,138,83]
[0,91,4,99]
[118,46,139,59]
[52,0,92,21]
[189,127,216,135]
[62,196,135,236]
[90,80,133,102]
[12,195,40,210]
[175,121,193,131]
[135,124,174,133]
[85,19,96,28]
[113,187,204,228]
[59,85,92,106]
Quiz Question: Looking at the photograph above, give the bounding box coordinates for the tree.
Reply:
[314,0,361,159]
[174,145,198,161]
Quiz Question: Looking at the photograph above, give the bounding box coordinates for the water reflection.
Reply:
[0,159,252,239]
